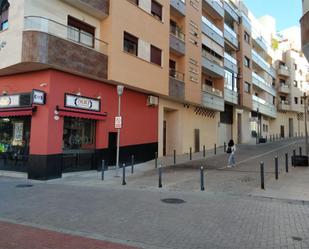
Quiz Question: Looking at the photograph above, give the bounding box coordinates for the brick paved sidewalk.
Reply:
[0,221,139,249]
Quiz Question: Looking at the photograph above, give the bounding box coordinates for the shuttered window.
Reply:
[150,45,162,66]
[151,1,162,21]
[124,32,138,56]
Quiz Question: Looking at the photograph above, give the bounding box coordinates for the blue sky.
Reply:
[243,0,302,31]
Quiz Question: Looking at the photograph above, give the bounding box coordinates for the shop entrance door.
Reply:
[0,116,31,172]
[108,132,117,166]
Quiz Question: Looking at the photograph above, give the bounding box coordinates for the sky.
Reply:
[243,0,302,32]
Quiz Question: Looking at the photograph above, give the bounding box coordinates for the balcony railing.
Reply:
[252,50,275,77]
[202,84,223,97]
[252,72,275,96]
[202,50,223,67]
[170,25,185,41]
[252,95,277,118]
[241,13,251,31]
[224,52,237,65]
[224,87,238,105]
[169,69,185,82]
[202,16,223,37]
[224,23,237,39]
[24,16,108,55]
[170,0,186,16]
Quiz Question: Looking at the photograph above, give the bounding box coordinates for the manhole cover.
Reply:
[161,198,186,204]
[16,184,33,188]
[292,236,303,241]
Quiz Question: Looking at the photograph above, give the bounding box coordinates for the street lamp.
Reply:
[301,93,308,156]
[256,107,260,144]
[115,85,124,177]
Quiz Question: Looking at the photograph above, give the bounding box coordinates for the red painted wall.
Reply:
[0,70,159,155]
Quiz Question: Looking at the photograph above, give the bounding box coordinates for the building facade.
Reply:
[0,0,308,179]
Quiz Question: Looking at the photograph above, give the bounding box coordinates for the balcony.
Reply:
[277,65,290,77]
[224,52,238,73]
[169,69,185,100]
[224,24,238,49]
[201,84,224,111]
[300,10,309,60]
[170,0,186,16]
[224,1,239,22]
[170,27,186,56]
[224,87,238,105]
[201,16,224,47]
[278,101,291,111]
[61,0,109,19]
[22,16,108,79]
[277,84,290,94]
[252,50,276,78]
[202,52,225,78]
[252,31,268,53]
[252,95,277,118]
[241,13,251,32]
[202,0,224,18]
[252,72,276,96]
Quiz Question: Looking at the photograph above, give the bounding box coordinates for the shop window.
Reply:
[63,117,96,151]
[67,15,95,48]
[151,0,162,21]
[0,0,10,32]
[124,32,138,56]
[150,45,162,66]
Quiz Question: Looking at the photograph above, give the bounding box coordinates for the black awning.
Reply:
[0,0,9,13]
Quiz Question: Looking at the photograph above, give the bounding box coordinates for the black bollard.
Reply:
[122,163,126,185]
[214,144,217,155]
[203,145,206,158]
[285,153,288,173]
[155,152,158,169]
[101,160,105,181]
[224,142,226,152]
[158,165,162,188]
[299,147,302,156]
[293,149,296,157]
[131,155,134,174]
[190,147,192,160]
[260,161,265,190]
[173,149,176,165]
[200,166,205,191]
[275,156,278,180]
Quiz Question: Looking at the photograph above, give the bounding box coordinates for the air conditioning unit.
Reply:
[147,96,159,106]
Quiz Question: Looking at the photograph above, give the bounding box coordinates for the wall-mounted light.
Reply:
[40,83,47,87]
[2,90,8,95]
[97,96,101,99]
[76,92,81,96]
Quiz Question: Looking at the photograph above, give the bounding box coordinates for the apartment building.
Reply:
[301,0,309,60]
[0,0,308,179]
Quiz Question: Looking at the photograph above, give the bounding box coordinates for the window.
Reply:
[244,56,250,68]
[244,32,250,44]
[151,0,162,21]
[294,64,297,70]
[67,16,95,47]
[273,96,276,105]
[123,32,138,56]
[0,0,9,32]
[293,80,298,87]
[225,70,237,91]
[128,0,139,5]
[150,45,162,66]
[244,82,251,93]
[294,97,298,104]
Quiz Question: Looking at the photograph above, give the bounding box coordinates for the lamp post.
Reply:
[115,85,124,177]
[301,93,308,156]
[256,107,260,144]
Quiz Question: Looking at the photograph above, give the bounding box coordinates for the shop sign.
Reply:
[65,94,100,112]
[32,90,46,105]
[0,95,20,108]
[115,116,122,129]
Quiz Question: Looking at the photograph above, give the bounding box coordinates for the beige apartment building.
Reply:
[301,0,309,60]
[0,0,308,179]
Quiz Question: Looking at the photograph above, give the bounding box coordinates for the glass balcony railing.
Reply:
[170,25,185,42]
[202,84,223,97]
[252,95,277,118]
[252,50,275,76]
[224,52,237,65]
[202,16,223,37]
[252,72,275,95]
[169,69,185,82]
[214,0,223,7]
[224,23,237,39]
[24,16,108,55]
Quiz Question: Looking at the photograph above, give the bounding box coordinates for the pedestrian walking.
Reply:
[227,139,236,168]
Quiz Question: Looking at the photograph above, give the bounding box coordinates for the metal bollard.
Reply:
[200,166,205,191]
[285,153,288,173]
[293,149,296,157]
[155,152,158,169]
[173,149,176,165]
[131,155,134,174]
[101,160,105,181]
[190,147,192,160]
[299,147,302,156]
[158,165,162,188]
[214,144,217,155]
[260,161,265,190]
[203,145,206,158]
[275,156,278,180]
[122,163,126,185]
[224,142,226,152]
